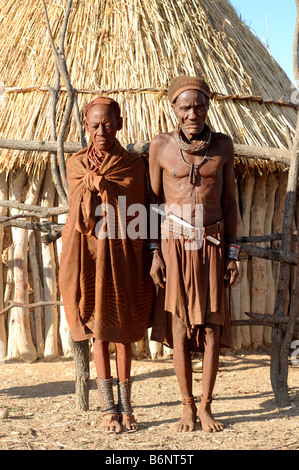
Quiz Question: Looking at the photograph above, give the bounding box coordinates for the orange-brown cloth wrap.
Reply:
[151,222,232,352]
[59,140,154,342]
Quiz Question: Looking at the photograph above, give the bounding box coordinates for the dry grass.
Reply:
[0,0,297,173]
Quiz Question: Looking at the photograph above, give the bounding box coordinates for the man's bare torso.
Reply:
[151,131,234,227]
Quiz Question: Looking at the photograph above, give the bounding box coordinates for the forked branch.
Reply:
[41,0,86,204]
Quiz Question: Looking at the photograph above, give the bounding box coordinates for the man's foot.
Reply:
[120,413,139,432]
[98,413,122,433]
[197,395,224,433]
[173,397,197,432]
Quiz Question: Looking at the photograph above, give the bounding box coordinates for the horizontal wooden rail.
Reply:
[1,85,298,110]
[0,138,292,165]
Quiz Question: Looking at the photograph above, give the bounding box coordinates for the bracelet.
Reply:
[148,242,160,252]
[226,244,240,261]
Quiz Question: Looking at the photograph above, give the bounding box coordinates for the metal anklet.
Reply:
[117,379,134,415]
[95,376,118,415]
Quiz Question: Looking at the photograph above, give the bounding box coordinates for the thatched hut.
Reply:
[0,0,297,362]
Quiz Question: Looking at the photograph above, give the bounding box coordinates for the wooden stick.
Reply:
[0,300,63,317]
[231,320,299,332]
[264,173,279,345]
[0,200,68,215]
[70,336,90,412]
[1,85,298,110]
[42,0,68,205]
[239,174,255,348]
[239,243,297,265]
[0,215,63,232]
[40,165,59,361]
[237,233,298,243]
[0,138,293,165]
[274,129,299,313]
[245,312,298,325]
[294,0,299,84]
[270,2,299,405]
[10,171,37,363]
[0,174,7,357]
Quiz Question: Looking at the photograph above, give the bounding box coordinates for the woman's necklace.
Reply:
[179,148,211,185]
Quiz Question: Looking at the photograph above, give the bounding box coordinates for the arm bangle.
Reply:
[226,244,240,261]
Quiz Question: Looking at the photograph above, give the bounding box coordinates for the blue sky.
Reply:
[230,0,296,84]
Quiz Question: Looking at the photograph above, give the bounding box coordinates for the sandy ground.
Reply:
[0,352,298,452]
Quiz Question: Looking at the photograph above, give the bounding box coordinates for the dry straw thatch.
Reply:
[0,0,297,174]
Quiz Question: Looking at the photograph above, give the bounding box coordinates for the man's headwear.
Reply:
[84,96,121,118]
[167,76,211,104]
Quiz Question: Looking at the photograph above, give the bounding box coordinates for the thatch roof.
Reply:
[0,0,297,174]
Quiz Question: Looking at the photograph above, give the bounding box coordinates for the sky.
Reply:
[230,0,297,84]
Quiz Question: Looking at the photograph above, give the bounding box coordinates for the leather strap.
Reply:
[182,396,195,406]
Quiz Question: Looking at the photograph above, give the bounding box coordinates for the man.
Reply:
[59,96,153,433]
[149,76,239,433]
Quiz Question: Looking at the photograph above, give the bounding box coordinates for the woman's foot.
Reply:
[120,413,139,432]
[98,413,122,433]
[198,395,224,433]
[174,396,197,432]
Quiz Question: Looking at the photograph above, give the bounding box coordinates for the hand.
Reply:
[150,251,166,288]
[224,258,239,287]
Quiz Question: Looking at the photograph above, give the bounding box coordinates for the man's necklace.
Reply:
[174,123,212,153]
[179,148,211,185]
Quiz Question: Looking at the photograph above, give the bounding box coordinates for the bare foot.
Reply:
[174,398,197,432]
[99,413,122,433]
[121,414,139,432]
[198,400,224,433]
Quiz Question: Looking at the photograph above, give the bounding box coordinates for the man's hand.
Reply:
[224,258,239,287]
[150,251,166,288]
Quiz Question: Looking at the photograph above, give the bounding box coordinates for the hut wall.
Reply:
[0,167,290,362]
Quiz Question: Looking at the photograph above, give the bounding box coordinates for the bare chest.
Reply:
[163,148,224,187]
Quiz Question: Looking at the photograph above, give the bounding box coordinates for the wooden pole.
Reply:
[10,171,37,363]
[5,245,17,359]
[28,231,45,358]
[239,174,255,348]
[56,210,73,357]
[25,170,46,360]
[69,334,90,412]
[250,172,268,349]
[40,165,59,361]
[0,173,7,358]
[0,137,293,165]
[264,173,279,345]
[270,0,299,401]
[270,110,299,406]
[229,182,242,350]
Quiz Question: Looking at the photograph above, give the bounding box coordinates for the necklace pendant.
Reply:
[188,163,194,184]
[188,163,198,185]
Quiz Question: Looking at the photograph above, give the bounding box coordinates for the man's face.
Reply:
[84,105,123,152]
[172,89,209,141]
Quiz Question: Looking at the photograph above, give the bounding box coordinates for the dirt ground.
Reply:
[0,352,298,451]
